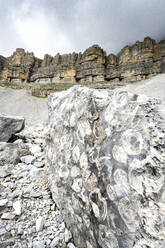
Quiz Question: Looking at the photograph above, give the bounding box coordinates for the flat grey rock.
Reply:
[0,114,25,142]
[0,167,11,178]
[0,142,30,166]
[20,155,35,164]
[50,237,60,247]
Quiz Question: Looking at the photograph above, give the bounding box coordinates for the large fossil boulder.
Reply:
[45,86,165,248]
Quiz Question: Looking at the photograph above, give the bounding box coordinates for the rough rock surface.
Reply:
[0,142,30,165]
[1,37,165,94]
[0,123,76,248]
[46,86,165,248]
[0,114,25,142]
[0,48,41,83]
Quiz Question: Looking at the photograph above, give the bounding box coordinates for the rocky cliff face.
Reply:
[0,55,5,75]
[1,37,165,88]
[45,86,165,248]
[106,37,165,82]
[1,48,41,83]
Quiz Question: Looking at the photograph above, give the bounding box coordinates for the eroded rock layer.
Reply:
[45,86,165,248]
[1,37,165,90]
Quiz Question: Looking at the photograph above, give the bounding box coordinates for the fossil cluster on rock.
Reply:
[45,86,165,248]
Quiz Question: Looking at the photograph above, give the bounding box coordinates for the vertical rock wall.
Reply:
[45,86,165,248]
[1,37,165,87]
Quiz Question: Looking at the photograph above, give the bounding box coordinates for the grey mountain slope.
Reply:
[0,87,48,125]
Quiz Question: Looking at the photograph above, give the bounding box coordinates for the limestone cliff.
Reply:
[0,55,5,74]
[1,37,165,93]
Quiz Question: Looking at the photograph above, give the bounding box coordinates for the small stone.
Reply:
[36,216,45,232]
[14,139,23,144]
[1,212,15,220]
[34,161,44,168]
[0,239,15,247]
[20,155,35,164]
[33,241,45,248]
[57,214,63,223]
[5,224,11,232]
[0,199,8,206]
[10,229,15,237]
[0,167,11,178]
[60,222,65,232]
[67,243,76,248]
[13,200,22,215]
[0,227,7,236]
[59,232,64,240]
[10,190,21,200]
[30,145,41,154]
[64,228,72,243]
[17,226,23,235]
[50,237,60,247]
[30,190,42,198]
[46,239,51,246]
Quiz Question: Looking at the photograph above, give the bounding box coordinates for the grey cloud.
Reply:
[0,0,165,58]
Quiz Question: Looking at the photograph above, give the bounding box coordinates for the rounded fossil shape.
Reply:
[71,166,81,178]
[114,169,128,187]
[71,178,83,193]
[98,224,118,248]
[72,146,80,163]
[104,105,114,124]
[58,166,69,179]
[89,189,108,221]
[128,159,144,195]
[106,184,117,201]
[70,112,77,127]
[77,119,92,140]
[79,152,88,169]
[118,197,139,232]
[112,145,127,164]
[115,91,129,107]
[122,129,143,155]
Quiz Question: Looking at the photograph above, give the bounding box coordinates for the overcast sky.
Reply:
[0,0,165,58]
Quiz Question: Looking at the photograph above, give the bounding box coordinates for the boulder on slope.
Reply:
[0,114,25,142]
[45,86,165,248]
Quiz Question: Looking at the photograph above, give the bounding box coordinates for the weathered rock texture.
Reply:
[46,86,165,248]
[0,114,25,142]
[1,37,165,96]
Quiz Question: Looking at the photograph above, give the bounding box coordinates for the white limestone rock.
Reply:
[1,213,15,220]
[46,86,165,248]
[0,199,8,206]
[13,200,22,216]
[36,216,45,232]
[20,155,35,164]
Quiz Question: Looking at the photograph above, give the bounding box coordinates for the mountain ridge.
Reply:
[0,36,165,96]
